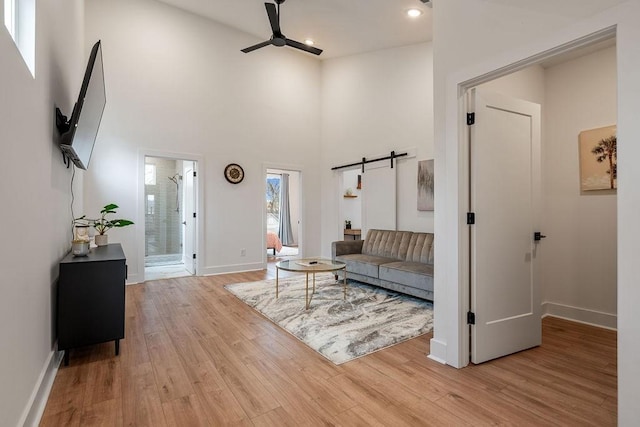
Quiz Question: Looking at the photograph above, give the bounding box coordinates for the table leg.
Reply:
[276,266,279,299]
[343,267,347,300]
[313,272,316,293]
[305,272,310,309]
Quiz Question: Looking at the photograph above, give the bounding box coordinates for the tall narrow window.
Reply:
[145,164,157,185]
[146,195,155,215]
[4,0,15,37]
[4,0,35,76]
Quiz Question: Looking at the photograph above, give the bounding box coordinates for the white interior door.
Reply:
[182,162,196,274]
[362,163,396,236]
[470,89,542,364]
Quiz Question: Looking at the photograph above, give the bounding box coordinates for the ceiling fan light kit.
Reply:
[241,0,323,56]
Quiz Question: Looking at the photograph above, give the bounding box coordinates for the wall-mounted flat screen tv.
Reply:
[57,40,106,170]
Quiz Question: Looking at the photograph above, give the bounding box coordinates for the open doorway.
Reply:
[341,169,362,240]
[266,169,300,260]
[465,37,617,363]
[144,156,197,280]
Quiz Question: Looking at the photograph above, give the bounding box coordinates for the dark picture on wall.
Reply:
[579,125,617,191]
[418,159,434,211]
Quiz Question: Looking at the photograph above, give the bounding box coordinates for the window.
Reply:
[4,0,15,38]
[146,195,155,215]
[266,174,281,233]
[145,164,156,185]
[4,0,35,76]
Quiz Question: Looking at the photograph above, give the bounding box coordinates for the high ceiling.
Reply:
[154,0,433,59]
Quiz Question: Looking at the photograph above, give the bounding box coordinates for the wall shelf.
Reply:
[343,195,358,198]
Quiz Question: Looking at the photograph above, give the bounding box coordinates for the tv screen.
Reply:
[58,40,106,170]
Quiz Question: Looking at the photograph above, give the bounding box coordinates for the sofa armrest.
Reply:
[332,240,365,259]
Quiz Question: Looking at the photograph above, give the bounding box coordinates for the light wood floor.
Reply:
[41,265,617,426]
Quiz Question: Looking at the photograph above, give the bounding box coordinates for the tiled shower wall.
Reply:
[145,157,182,256]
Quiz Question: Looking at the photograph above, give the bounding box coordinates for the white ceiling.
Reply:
[154,0,433,59]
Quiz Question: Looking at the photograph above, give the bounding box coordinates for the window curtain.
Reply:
[278,173,294,246]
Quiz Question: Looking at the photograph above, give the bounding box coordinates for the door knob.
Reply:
[534,232,546,241]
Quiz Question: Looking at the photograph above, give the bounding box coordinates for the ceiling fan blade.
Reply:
[285,38,323,56]
[241,40,272,53]
[265,3,280,35]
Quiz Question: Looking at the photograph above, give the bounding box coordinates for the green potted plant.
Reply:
[75,203,134,246]
[345,220,352,230]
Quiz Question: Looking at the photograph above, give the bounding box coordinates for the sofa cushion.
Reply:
[379,261,434,291]
[405,233,434,265]
[362,229,413,261]
[335,254,393,278]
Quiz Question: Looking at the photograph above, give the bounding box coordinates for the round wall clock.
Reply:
[224,163,245,184]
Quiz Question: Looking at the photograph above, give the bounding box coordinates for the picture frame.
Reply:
[578,125,616,191]
[417,159,434,211]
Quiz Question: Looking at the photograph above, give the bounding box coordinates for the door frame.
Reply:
[262,163,304,266]
[430,26,617,368]
[137,149,205,283]
[182,161,197,274]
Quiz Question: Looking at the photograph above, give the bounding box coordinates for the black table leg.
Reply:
[64,350,69,366]
[115,339,120,356]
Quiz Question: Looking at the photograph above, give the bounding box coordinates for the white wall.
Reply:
[432,0,640,423]
[478,65,546,106]
[542,46,617,327]
[320,42,434,256]
[0,1,85,425]
[84,0,322,280]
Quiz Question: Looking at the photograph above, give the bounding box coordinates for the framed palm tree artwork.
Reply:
[579,125,617,191]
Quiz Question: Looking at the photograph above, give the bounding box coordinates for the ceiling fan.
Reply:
[241,0,323,56]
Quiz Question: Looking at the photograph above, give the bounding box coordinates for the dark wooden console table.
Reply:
[57,243,126,366]
[344,228,362,241]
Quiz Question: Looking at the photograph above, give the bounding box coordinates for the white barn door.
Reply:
[362,163,396,236]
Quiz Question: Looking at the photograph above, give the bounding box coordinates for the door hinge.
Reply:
[466,112,475,125]
[193,171,197,177]
[467,212,475,225]
[467,311,476,325]
[534,232,547,241]
[192,253,196,259]
[193,212,196,218]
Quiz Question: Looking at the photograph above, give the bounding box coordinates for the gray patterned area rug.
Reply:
[224,273,433,365]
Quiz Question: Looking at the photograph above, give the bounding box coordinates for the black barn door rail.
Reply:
[331,151,408,173]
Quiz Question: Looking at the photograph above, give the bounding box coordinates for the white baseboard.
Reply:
[203,262,265,276]
[542,301,617,330]
[428,338,448,364]
[125,262,266,284]
[126,272,141,285]
[19,349,63,427]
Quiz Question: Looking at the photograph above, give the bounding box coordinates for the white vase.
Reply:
[95,234,108,246]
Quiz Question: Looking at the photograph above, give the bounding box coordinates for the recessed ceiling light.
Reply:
[407,8,423,18]
[304,39,315,46]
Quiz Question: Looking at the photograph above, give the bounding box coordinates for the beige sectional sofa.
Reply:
[331,229,434,301]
